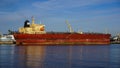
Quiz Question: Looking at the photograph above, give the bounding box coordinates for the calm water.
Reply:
[0,44,120,68]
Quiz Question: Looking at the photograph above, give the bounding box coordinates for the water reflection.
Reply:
[110,44,120,68]
[26,46,46,68]
[0,44,120,68]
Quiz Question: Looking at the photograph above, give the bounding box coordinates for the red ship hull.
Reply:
[13,33,111,45]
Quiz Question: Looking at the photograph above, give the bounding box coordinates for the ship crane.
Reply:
[65,20,74,33]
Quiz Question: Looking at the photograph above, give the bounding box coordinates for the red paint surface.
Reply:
[14,33,111,45]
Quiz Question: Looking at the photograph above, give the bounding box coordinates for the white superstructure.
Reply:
[0,35,15,42]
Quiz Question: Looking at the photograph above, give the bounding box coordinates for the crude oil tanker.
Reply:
[13,17,111,45]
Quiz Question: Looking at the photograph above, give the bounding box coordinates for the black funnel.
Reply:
[24,20,30,27]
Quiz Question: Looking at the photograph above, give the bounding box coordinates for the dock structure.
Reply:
[111,33,120,44]
[0,41,15,44]
[111,41,120,44]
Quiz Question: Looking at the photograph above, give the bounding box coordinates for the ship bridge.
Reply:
[19,17,46,34]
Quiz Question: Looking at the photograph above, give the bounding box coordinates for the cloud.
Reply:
[0,0,120,34]
[32,0,119,10]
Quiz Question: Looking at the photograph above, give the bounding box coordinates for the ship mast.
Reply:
[31,16,35,27]
[65,20,74,33]
[32,16,35,24]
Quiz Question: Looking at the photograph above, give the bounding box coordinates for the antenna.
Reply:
[65,20,74,33]
[40,20,42,24]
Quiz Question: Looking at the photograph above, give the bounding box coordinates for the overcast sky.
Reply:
[0,0,120,35]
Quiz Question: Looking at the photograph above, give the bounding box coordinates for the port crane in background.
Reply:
[65,20,74,33]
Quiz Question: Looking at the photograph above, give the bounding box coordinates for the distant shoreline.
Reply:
[111,41,120,44]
